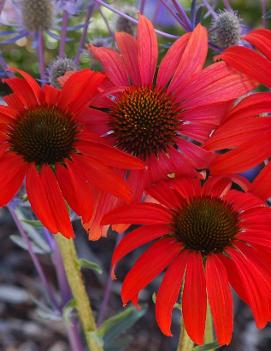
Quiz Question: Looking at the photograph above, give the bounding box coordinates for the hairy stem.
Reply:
[177,317,194,351]
[55,235,103,351]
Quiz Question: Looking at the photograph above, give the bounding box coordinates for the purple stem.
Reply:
[261,0,267,28]
[59,10,69,58]
[67,319,85,351]
[152,2,162,23]
[171,0,193,31]
[0,0,6,14]
[202,0,218,18]
[0,53,7,70]
[223,0,232,11]
[7,204,59,309]
[139,0,146,14]
[74,3,96,65]
[94,0,178,39]
[159,0,187,29]
[37,31,46,84]
[97,233,124,326]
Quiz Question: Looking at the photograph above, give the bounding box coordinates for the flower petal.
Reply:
[121,238,182,305]
[182,251,207,345]
[249,162,271,201]
[206,254,233,346]
[137,15,158,86]
[156,251,188,336]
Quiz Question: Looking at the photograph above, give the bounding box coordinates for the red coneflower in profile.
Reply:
[102,169,271,346]
[85,15,255,240]
[204,28,271,175]
[0,68,143,238]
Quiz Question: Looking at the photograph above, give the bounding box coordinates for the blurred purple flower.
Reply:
[55,0,86,15]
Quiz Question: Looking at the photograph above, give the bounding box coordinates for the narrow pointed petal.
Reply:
[102,203,172,226]
[206,254,233,346]
[156,251,188,336]
[121,238,182,305]
[26,165,74,238]
[137,15,158,86]
[112,224,171,270]
[182,251,206,345]
[0,153,27,206]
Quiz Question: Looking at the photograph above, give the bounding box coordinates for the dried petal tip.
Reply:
[48,57,77,88]
[21,0,53,32]
[210,11,241,49]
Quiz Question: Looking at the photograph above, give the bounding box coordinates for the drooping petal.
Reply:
[156,251,188,336]
[182,251,207,345]
[26,165,74,238]
[218,46,271,87]
[121,238,182,305]
[169,24,208,92]
[137,15,158,86]
[102,203,172,226]
[0,152,27,206]
[112,224,171,271]
[206,254,233,346]
[56,162,94,223]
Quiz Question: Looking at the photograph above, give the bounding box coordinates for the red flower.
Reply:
[102,170,271,346]
[0,68,143,238]
[85,15,254,240]
[203,29,271,175]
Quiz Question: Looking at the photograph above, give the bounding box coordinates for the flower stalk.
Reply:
[177,316,194,351]
[55,234,103,351]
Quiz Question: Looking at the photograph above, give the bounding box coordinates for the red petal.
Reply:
[147,181,182,209]
[4,78,39,108]
[102,203,172,225]
[0,152,26,206]
[77,141,144,169]
[112,224,171,271]
[210,138,271,175]
[26,165,74,238]
[137,15,158,86]
[244,29,271,61]
[56,162,94,223]
[249,162,271,201]
[169,24,208,91]
[8,67,41,102]
[224,190,265,213]
[206,254,233,345]
[72,154,132,202]
[89,45,129,86]
[202,176,231,198]
[157,32,191,89]
[219,46,271,87]
[182,251,206,345]
[121,238,182,305]
[156,251,188,336]
[115,32,141,85]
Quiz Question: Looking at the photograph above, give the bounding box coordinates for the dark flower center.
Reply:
[8,106,78,165]
[111,87,179,160]
[173,197,239,254]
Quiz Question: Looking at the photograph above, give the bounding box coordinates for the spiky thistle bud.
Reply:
[210,11,241,49]
[21,0,53,32]
[48,57,77,88]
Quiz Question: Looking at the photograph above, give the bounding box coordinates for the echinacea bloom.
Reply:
[0,68,143,238]
[204,28,271,175]
[102,171,271,346]
[86,15,254,240]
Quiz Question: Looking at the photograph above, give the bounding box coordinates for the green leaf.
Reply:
[105,336,132,351]
[63,298,76,323]
[21,219,43,228]
[98,305,146,346]
[78,258,102,274]
[193,341,220,351]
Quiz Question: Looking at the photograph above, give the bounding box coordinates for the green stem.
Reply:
[177,315,194,351]
[55,235,103,351]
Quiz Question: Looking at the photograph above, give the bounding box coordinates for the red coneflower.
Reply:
[0,68,143,238]
[85,15,255,240]
[102,170,271,346]
[204,28,271,175]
